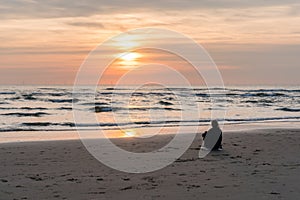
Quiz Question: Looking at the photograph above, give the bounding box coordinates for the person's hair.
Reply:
[211,120,219,128]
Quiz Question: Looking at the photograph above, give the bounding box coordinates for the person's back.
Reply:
[202,120,223,151]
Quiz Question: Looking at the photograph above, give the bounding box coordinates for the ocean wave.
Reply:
[95,106,113,112]
[196,93,209,97]
[0,107,14,110]
[275,108,300,112]
[242,100,259,103]
[0,107,71,111]
[228,88,300,93]
[131,92,144,96]
[158,100,173,106]
[48,99,78,103]
[5,96,21,101]
[1,116,299,132]
[242,99,274,104]
[1,112,50,117]
[1,86,299,133]
[224,116,300,122]
[98,92,113,95]
[81,102,109,106]
[32,92,71,97]
[225,93,240,96]
[18,116,300,127]
[22,94,37,100]
[149,92,174,96]
[129,107,180,111]
[0,92,16,95]
[93,105,181,113]
[241,92,287,97]
[164,97,175,101]
[57,107,73,110]
[204,107,226,110]
[20,107,48,110]
[21,122,75,127]
[38,87,65,90]
[21,122,52,126]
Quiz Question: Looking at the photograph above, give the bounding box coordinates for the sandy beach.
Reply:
[0,128,299,200]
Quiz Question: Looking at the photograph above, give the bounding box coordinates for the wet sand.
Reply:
[0,129,300,199]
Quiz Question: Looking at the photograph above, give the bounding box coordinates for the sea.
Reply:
[0,86,299,136]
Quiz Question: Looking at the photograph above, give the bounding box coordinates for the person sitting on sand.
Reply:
[202,120,223,151]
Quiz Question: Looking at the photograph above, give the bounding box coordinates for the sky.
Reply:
[0,0,300,86]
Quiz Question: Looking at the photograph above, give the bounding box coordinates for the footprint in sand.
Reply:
[120,186,133,191]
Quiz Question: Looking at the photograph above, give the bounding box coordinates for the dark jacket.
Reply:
[202,128,222,150]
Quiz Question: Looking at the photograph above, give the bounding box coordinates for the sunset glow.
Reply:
[0,1,299,85]
[124,130,137,137]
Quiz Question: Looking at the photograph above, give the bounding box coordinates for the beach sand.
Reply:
[0,129,300,199]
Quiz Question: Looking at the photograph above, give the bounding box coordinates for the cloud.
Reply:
[67,21,105,29]
[1,0,300,19]
[218,65,240,70]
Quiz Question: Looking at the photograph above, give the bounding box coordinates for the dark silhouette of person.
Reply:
[202,120,223,151]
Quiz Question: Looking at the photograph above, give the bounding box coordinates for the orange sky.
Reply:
[0,1,300,85]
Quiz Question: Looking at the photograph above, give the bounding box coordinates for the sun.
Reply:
[117,52,142,69]
[120,52,141,61]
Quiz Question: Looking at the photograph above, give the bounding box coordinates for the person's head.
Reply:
[211,120,219,128]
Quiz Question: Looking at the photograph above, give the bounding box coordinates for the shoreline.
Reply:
[1,123,300,144]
